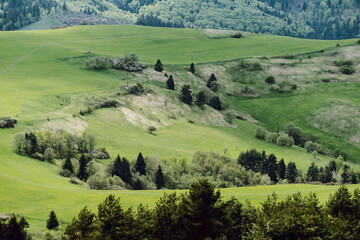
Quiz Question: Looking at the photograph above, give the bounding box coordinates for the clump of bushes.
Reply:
[111,53,146,72]
[85,56,110,70]
[255,126,267,140]
[277,134,294,147]
[231,32,244,38]
[334,60,353,66]
[265,76,275,84]
[80,99,119,116]
[238,61,262,71]
[340,65,355,75]
[0,117,17,128]
[124,83,145,95]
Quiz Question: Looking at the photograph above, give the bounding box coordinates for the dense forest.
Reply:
[1,0,360,39]
[0,0,60,30]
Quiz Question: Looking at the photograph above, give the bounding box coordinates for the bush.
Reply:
[147,126,157,134]
[231,32,244,38]
[265,76,275,84]
[44,147,56,161]
[238,61,262,71]
[0,117,17,128]
[277,134,293,147]
[58,169,73,178]
[334,60,353,66]
[266,132,278,144]
[90,148,110,159]
[255,126,267,140]
[124,83,145,95]
[224,111,235,124]
[340,66,355,75]
[87,174,110,190]
[304,141,324,154]
[84,56,110,70]
[110,53,146,72]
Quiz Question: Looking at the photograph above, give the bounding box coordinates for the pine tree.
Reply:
[120,157,132,184]
[135,152,146,176]
[195,91,206,107]
[78,154,88,181]
[306,162,319,182]
[180,85,193,104]
[320,166,332,183]
[46,211,59,229]
[286,162,298,183]
[190,63,195,73]
[277,159,286,180]
[155,166,165,189]
[113,155,122,177]
[5,216,25,240]
[154,59,163,72]
[267,154,278,183]
[63,158,74,173]
[209,96,222,111]
[166,75,175,90]
[341,164,350,184]
[18,217,29,230]
[329,160,337,172]
[207,73,217,88]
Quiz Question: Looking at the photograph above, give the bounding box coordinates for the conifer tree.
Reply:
[63,158,74,173]
[306,162,319,182]
[341,164,350,184]
[46,211,59,230]
[195,91,206,107]
[320,166,333,183]
[207,73,217,88]
[154,59,163,72]
[78,154,88,181]
[329,160,337,172]
[19,217,29,230]
[190,63,195,73]
[113,155,122,177]
[155,166,165,189]
[5,216,25,240]
[277,159,286,180]
[120,157,132,184]
[166,75,175,90]
[180,85,193,104]
[135,152,146,176]
[267,154,278,183]
[209,96,222,111]
[286,162,298,183]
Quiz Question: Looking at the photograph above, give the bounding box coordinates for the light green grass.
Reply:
[19,18,63,31]
[0,25,360,234]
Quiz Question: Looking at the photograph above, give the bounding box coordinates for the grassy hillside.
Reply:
[0,25,359,234]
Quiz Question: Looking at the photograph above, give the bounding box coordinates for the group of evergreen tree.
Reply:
[0,0,58,31]
[61,180,360,239]
[0,215,29,240]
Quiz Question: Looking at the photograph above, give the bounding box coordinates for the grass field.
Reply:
[0,25,360,234]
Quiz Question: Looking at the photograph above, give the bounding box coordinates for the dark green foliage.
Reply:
[206,73,218,92]
[341,65,355,75]
[0,117,17,128]
[135,152,146,176]
[285,123,305,147]
[125,83,145,95]
[265,76,275,84]
[166,75,175,90]
[18,217,29,230]
[329,160,337,172]
[78,154,89,181]
[63,206,97,240]
[238,61,262,71]
[190,63,195,73]
[3,215,26,240]
[320,166,333,183]
[209,96,222,111]
[306,162,319,182]
[154,59,163,72]
[286,161,298,183]
[180,85,192,104]
[194,91,206,107]
[113,156,132,184]
[342,164,350,184]
[264,153,278,183]
[46,211,59,230]
[155,166,165,189]
[238,149,266,172]
[63,158,74,173]
[277,158,286,180]
[84,56,110,70]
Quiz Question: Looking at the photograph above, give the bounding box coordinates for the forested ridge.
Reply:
[1,0,360,39]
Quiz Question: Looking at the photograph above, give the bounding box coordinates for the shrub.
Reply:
[231,32,244,38]
[255,126,267,140]
[43,148,56,161]
[224,111,235,124]
[238,61,262,71]
[266,132,278,144]
[304,141,324,154]
[147,126,157,134]
[334,60,353,66]
[87,174,110,190]
[84,56,110,70]
[110,53,146,72]
[265,76,275,84]
[340,66,355,75]
[90,148,110,159]
[58,169,73,178]
[124,83,145,95]
[277,134,293,147]
[0,117,17,128]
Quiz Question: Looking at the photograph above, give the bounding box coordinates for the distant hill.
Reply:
[1,0,360,38]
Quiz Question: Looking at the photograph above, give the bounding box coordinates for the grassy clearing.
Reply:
[19,18,64,31]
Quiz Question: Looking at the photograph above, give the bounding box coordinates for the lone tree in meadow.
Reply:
[209,96,222,111]
[154,59,163,72]
[135,152,146,176]
[46,211,59,230]
[190,63,195,74]
[166,75,175,90]
[155,165,165,189]
[180,85,193,105]
[63,158,74,173]
[195,91,206,107]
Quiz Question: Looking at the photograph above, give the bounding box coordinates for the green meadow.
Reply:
[0,25,359,233]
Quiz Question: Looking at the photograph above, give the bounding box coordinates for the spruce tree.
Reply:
[320,166,333,183]
[120,157,132,184]
[286,162,298,183]
[113,155,122,177]
[5,216,25,240]
[306,162,319,182]
[209,96,222,111]
[341,164,350,184]
[63,158,74,173]
[19,217,29,230]
[329,160,337,172]
[155,166,165,189]
[207,73,217,88]
[154,59,163,72]
[78,154,88,181]
[195,91,206,107]
[135,152,146,176]
[267,154,278,183]
[46,211,59,230]
[190,63,195,73]
[180,85,193,104]
[277,159,286,180]
[166,75,175,90]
